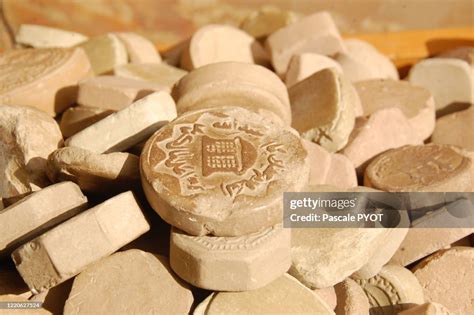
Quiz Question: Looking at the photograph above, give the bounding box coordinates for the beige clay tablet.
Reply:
[115,32,161,64]
[59,106,113,138]
[240,6,299,39]
[285,53,343,87]
[335,278,370,315]
[431,105,474,151]
[78,34,127,75]
[15,24,88,48]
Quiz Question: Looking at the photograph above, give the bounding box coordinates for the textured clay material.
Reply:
[431,106,474,151]
[59,106,114,138]
[78,34,127,75]
[15,24,88,48]
[64,250,193,315]
[115,32,161,64]
[335,278,370,315]
[170,224,291,291]
[285,53,343,87]
[140,106,309,237]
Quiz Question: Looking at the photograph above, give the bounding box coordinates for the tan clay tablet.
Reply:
[78,34,127,75]
[170,224,291,291]
[0,48,91,115]
[114,62,187,92]
[59,106,113,138]
[0,105,63,199]
[0,182,87,256]
[398,303,452,315]
[15,24,88,48]
[355,265,425,314]
[413,247,473,315]
[314,287,337,311]
[364,144,472,192]
[46,147,140,194]
[141,106,309,236]
[355,79,436,140]
[240,6,299,39]
[180,24,268,71]
[12,191,150,294]
[64,250,193,315]
[65,91,177,153]
[194,274,335,315]
[265,11,346,75]
[115,32,161,64]
[285,53,343,87]
[0,295,51,314]
[335,278,370,315]
[172,62,291,125]
[431,106,474,151]
[408,58,473,111]
[289,68,356,152]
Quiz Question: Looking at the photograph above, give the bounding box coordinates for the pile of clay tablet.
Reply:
[0,7,473,315]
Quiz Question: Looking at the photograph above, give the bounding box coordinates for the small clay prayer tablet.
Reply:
[65,91,177,153]
[240,6,299,39]
[0,48,91,115]
[398,303,452,315]
[355,265,425,314]
[193,274,335,315]
[47,147,140,194]
[364,144,472,192]
[172,62,291,125]
[0,182,87,256]
[115,32,161,64]
[15,24,88,48]
[355,79,436,140]
[413,247,474,315]
[140,106,309,236]
[0,105,63,199]
[408,58,473,111]
[265,11,346,75]
[64,250,193,315]
[180,24,268,71]
[314,287,337,311]
[285,53,343,87]
[289,68,356,152]
[431,106,474,151]
[77,75,166,111]
[170,224,291,291]
[11,191,150,294]
[78,34,127,75]
[335,278,370,315]
[114,62,187,92]
[59,106,114,138]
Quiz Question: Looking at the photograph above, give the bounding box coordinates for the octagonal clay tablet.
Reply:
[140,107,309,236]
[364,144,472,192]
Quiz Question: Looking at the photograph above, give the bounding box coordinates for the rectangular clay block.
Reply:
[11,191,150,294]
[0,182,87,256]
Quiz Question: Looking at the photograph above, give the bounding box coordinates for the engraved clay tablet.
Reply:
[193,274,334,315]
[140,106,309,236]
[64,250,193,315]
[364,144,472,192]
[0,48,91,115]
[15,24,88,48]
[289,68,356,152]
[170,224,291,291]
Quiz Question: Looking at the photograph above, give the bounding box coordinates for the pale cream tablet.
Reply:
[11,191,150,294]
[265,11,346,75]
[431,106,474,150]
[325,153,358,189]
[0,105,62,199]
[413,247,474,315]
[302,140,332,186]
[341,107,422,174]
[194,274,335,315]
[172,62,291,125]
[115,32,161,64]
[77,75,166,111]
[47,147,140,194]
[364,144,472,192]
[170,225,290,291]
[398,303,452,315]
[64,250,193,315]
[240,6,299,39]
[408,58,473,111]
[59,106,113,138]
[285,53,343,87]
[355,79,436,140]
[15,24,88,48]
[114,62,187,92]
[180,24,268,71]
[141,107,309,236]
[0,295,51,314]
[0,182,87,256]
[335,278,370,315]
[78,34,127,75]
[0,48,91,115]
[289,68,356,152]
[355,265,425,314]
[65,91,177,153]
